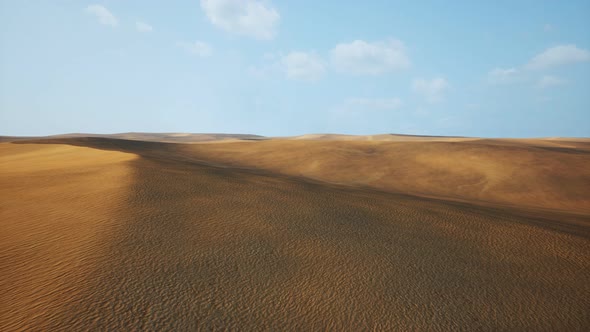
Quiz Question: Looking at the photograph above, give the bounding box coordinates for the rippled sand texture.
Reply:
[1,139,589,330]
[0,144,136,331]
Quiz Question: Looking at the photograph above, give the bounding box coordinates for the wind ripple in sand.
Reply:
[1,142,589,330]
[0,144,136,331]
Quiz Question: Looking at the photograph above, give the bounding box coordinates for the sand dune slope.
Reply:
[1,138,589,330]
[20,137,590,214]
[0,144,136,331]
[176,139,590,214]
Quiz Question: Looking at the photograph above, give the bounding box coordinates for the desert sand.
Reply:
[1,134,589,330]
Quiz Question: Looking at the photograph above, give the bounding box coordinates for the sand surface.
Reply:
[1,137,589,330]
[0,144,136,330]
[175,138,590,214]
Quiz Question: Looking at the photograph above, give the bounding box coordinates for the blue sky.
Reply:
[1,1,589,137]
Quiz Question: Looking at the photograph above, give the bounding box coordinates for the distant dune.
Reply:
[1,134,589,330]
[283,133,476,141]
[0,132,266,144]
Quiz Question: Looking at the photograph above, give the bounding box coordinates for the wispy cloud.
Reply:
[247,64,277,79]
[248,51,325,81]
[487,67,520,84]
[543,24,555,32]
[136,21,153,32]
[200,0,280,40]
[412,78,450,103]
[86,4,118,27]
[486,44,589,87]
[330,39,410,75]
[537,75,566,88]
[526,45,590,70]
[281,52,325,81]
[176,41,213,57]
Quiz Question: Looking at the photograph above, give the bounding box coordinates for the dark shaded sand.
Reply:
[1,137,589,330]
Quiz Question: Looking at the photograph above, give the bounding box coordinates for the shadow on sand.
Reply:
[13,138,588,330]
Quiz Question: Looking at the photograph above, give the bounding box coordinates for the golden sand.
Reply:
[1,138,588,330]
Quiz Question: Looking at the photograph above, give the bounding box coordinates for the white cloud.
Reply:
[487,67,519,84]
[177,41,213,57]
[526,45,590,70]
[412,78,450,103]
[249,51,325,81]
[86,5,118,27]
[200,0,280,40]
[330,39,410,75]
[537,75,566,88]
[281,52,325,81]
[344,97,402,110]
[136,21,153,32]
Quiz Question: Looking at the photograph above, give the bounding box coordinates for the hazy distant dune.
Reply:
[282,133,476,141]
[0,132,266,144]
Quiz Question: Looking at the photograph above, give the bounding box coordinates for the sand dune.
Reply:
[0,132,266,144]
[1,136,589,330]
[174,138,590,214]
[283,133,476,142]
[0,143,136,331]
